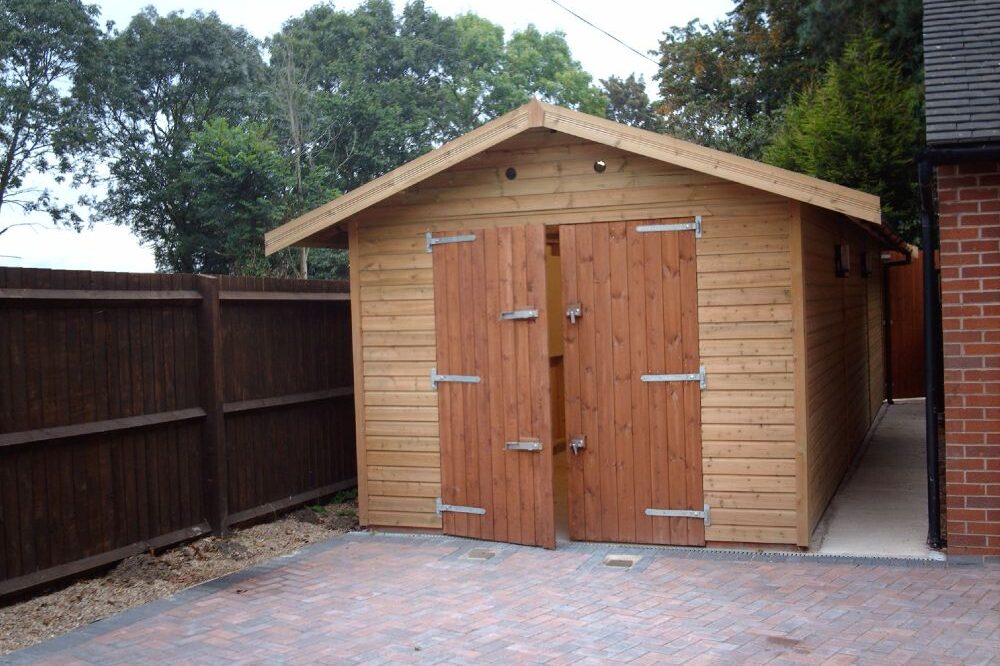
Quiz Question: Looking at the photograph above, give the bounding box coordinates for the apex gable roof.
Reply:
[265,100,884,255]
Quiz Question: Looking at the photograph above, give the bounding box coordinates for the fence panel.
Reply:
[0,268,355,597]
[888,253,926,399]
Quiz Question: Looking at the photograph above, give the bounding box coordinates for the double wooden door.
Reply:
[431,220,704,549]
[430,224,555,548]
[560,221,705,547]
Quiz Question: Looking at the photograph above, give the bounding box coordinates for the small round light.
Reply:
[505,167,517,180]
[594,160,607,173]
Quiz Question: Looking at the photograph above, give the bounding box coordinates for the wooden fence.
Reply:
[887,253,926,399]
[0,268,355,597]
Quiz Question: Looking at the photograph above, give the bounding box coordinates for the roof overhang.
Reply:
[265,99,888,255]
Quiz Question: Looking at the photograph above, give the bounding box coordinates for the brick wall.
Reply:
[937,160,1000,555]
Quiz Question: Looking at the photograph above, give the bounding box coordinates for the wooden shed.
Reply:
[266,100,908,549]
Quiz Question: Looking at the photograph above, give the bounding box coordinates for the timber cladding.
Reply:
[351,129,804,543]
[0,269,355,597]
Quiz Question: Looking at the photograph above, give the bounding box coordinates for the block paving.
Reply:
[4,533,998,665]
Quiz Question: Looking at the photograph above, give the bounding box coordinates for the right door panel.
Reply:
[560,220,705,546]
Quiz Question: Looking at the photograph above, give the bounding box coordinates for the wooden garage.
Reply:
[265,100,908,549]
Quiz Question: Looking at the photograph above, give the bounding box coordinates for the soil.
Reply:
[0,495,359,656]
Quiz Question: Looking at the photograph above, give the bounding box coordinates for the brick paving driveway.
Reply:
[4,533,998,665]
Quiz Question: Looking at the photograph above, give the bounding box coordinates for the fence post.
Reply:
[196,275,229,535]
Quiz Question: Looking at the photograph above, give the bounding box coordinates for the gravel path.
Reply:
[0,496,358,656]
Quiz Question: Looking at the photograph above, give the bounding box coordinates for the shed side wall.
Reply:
[353,130,796,542]
[801,204,885,537]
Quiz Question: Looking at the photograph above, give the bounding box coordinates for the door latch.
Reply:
[569,435,586,455]
[566,303,582,324]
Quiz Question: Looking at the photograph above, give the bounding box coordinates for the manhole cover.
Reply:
[464,548,496,560]
[602,554,641,568]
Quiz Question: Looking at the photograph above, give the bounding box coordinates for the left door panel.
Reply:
[431,224,555,548]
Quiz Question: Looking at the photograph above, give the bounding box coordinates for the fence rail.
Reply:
[0,268,355,598]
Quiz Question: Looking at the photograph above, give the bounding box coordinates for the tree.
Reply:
[0,0,100,228]
[763,34,922,241]
[79,8,266,272]
[654,0,922,158]
[601,74,661,131]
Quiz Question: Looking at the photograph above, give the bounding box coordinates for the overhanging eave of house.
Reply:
[265,99,889,255]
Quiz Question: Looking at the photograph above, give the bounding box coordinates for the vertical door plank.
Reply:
[559,226,586,540]
[641,229,670,544]
[483,227,509,542]
[608,222,637,543]
[591,224,618,541]
[497,227,523,542]
[472,232,495,541]
[573,226,601,541]
[626,223,654,544]
[525,225,555,548]
[661,231,686,543]
[511,227,535,546]
[679,231,705,545]
[457,236,480,539]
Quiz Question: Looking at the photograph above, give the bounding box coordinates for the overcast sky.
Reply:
[0,0,733,272]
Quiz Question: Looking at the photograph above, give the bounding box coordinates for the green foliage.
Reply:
[763,35,922,241]
[80,8,267,272]
[0,0,101,226]
[655,0,923,158]
[601,75,661,131]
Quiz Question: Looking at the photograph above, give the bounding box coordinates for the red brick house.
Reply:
[923,0,1000,556]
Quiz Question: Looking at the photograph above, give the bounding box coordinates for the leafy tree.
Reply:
[80,8,266,272]
[763,34,922,241]
[601,74,661,131]
[0,0,101,228]
[654,0,922,158]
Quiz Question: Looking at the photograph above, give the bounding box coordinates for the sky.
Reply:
[0,0,733,273]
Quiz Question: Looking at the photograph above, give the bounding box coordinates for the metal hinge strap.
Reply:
[430,367,481,390]
[425,231,476,252]
[635,216,702,238]
[644,503,711,526]
[436,497,486,516]
[504,440,543,452]
[640,366,707,390]
[499,309,538,320]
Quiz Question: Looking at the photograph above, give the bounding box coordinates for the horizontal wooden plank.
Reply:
[362,299,434,316]
[696,236,788,256]
[702,457,796,476]
[711,508,796,528]
[704,491,796,510]
[702,356,794,374]
[369,496,438,513]
[364,406,439,422]
[363,346,436,362]
[701,373,793,390]
[705,525,797,544]
[222,387,352,415]
[368,480,441,497]
[0,407,206,449]
[704,474,796,493]
[699,322,793,340]
[363,331,437,347]
[700,339,794,357]
[701,407,795,425]
[219,290,349,302]
[698,304,792,324]
[696,252,790,273]
[368,465,441,483]
[366,421,439,437]
[698,287,791,307]
[225,478,357,527]
[701,441,796,459]
[364,361,434,377]
[697,269,791,290]
[366,435,440,452]
[359,268,435,287]
[702,424,795,442]
[700,218,790,240]
[368,510,442,528]
[700,390,794,408]
[365,391,438,407]
[367,451,440,468]
[0,288,201,304]
[361,315,436,332]
[359,285,433,301]
[364,376,434,391]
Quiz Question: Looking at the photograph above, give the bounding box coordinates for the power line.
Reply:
[545,0,660,67]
